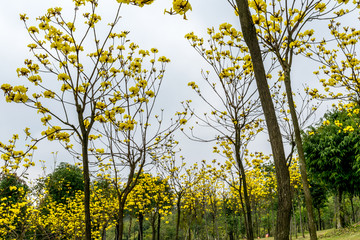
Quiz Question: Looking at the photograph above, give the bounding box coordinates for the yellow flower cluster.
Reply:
[125,173,174,217]
[41,126,70,142]
[249,0,266,13]
[172,0,192,16]
[38,188,116,239]
[0,195,35,239]
[118,118,137,131]
[1,84,29,103]
[116,0,154,7]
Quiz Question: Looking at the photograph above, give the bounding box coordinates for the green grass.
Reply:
[257,223,360,240]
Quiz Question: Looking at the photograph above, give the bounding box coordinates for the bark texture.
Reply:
[175,195,182,240]
[235,0,292,239]
[78,113,92,240]
[235,141,254,240]
[283,68,317,240]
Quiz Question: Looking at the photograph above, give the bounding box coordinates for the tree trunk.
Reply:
[151,213,157,240]
[82,133,92,240]
[290,214,292,240]
[138,213,144,240]
[334,193,339,229]
[254,203,258,239]
[257,205,261,238]
[350,195,356,224]
[175,196,182,240]
[317,208,321,231]
[283,67,318,240]
[157,212,161,240]
[339,189,345,228]
[213,208,220,240]
[299,197,304,238]
[255,203,259,238]
[235,1,292,239]
[229,229,235,240]
[334,189,345,229]
[102,222,107,240]
[238,183,250,239]
[235,132,254,240]
[292,202,297,239]
[268,208,272,237]
[128,215,132,240]
[115,207,125,240]
[188,224,192,240]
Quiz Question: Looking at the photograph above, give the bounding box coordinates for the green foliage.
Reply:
[303,107,360,195]
[0,173,28,205]
[309,179,328,211]
[0,174,31,239]
[46,162,84,203]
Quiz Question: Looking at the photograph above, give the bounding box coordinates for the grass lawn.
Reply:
[256,223,360,240]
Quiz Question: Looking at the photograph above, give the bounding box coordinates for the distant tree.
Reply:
[0,173,31,239]
[156,151,201,240]
[125,173,173,240]
[303,107,360,228]
[45,162,84,203]
[0,173,29,204]
[0,133,40,239]
[184,22,267,240]
[308,179,328,230]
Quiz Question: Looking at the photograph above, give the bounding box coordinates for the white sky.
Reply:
[0,0,350,180]
[0,0,243,179]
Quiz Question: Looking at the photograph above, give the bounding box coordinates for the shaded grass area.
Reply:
[258,223,360,240]
[106,222,360,239]
[317,223,360,240]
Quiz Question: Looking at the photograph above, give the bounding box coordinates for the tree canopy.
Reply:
[303,106,360,196]
[45,162,84,203]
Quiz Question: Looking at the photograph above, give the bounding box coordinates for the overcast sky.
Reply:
[0,0,344,180]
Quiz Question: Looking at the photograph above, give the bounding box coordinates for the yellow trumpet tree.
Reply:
[0,173,35,240]
[0,131,42,239]
[86,41,186,239]
[0,134,38,178]
[309,18,360,107]
[125,173,173,240]
[37,184,116,240]
[0,0,180,238]
[183,21,271,239]
[156,150,201,240]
